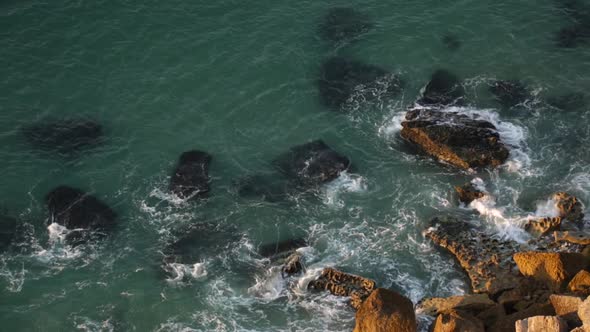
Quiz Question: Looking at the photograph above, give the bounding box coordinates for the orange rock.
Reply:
[513,252,588,291]
[353,288,416,332]
[569,270,590,295]
[433,310,484,332]
[514,315,567,332]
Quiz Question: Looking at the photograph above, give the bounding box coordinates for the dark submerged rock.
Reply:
[0,215,17,250]
[169,150,211,200]
[318,56,402,111]
[555,24,590,48]
[163,223,239,265]
[417,69,465,107]
[400,109,510,169]
[442,34,462,51]
[258,238,307,258]
[234,174,290,202]
[45,186,117,243]
[318,7,373,43]
[547,92,586,111]
[273,140,351,186]
[22,118,103,154]
[489,80,531,108]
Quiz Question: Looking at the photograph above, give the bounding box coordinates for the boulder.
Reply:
[513,252,588,291]
[273,140,351,186]
[569,270,590,295]
[433,310,484,332]
[281,252,304,278]
[549,294,583,327]
[417,69,465,107]
[169,150,211,200]
[425,217,522,294]
[525,217,562,237]
[22,118,103,154]
[579,295,590,327]
[308,268,376,310]
[553,192,584,223]
[318,56,402,111]
[417,294,495,316]
[353,288,417,332]
[46,186,117,244]
[455,182,485,205]
[318,7,372,43]
[400,109,510,169]
[487,303,555,332]
[489,80,530,108]
[514,316,567,332]
[554,231,590,245]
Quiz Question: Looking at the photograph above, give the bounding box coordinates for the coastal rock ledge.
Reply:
[400,109,510,169]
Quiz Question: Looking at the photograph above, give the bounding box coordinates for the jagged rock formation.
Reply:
[308,267,376,310]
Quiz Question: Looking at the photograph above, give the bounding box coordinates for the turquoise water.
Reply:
[1,0,590,330]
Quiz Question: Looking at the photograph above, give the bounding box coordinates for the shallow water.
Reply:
[1,0,590,331]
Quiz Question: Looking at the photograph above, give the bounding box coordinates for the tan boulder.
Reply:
[514,316,567,332]
[353,288,416,332]
[433,309,484,332]
[488,302,555,332]
[513,252,588,291]
[554,231,590,245]
[578,296,590,327]
[569,270,590,295]
[417,294,495,316]
[525,217,561,236]
[549,294,583,327]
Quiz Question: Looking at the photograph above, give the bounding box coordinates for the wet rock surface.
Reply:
[353,288,416,332]
[425,216,522,294]
[455,182,485,205]
[308,267,376,309]
[273,140,351,187]
[169,150,212,200]
[400,109,510,169]
[489,80,531,108]
[417,69,465,107]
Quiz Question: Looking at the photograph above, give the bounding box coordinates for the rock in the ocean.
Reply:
[513,252,588,291]
[525,217,562,237]
[442,34,462,51]
[547,92,586,111]
[163,223,239,265]
[417,294,495,316]
[258,238,307,259]
[400,109,510,169]
[555,24,590,48]
[353,288,417,332]
[433,309,484,332]
[569,270,590,295]
[169,150,211,200]
[234,174,290,202]
[318,7,373,44]
[281,252,304,278]
[273,140,350,187]
[0,214,17,250]
[553,192,584,223]
[455,182,486,205]
[489,80,530,108]
[308,267,376,309]
[417,69,465,107]
[46,186,117,241]
[22,118,103,154]
[425,216,522,294]
[549,294,583,327]
[318,56,402,111]
[514,315,567,332]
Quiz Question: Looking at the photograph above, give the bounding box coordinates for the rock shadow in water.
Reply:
[488,80,531,109]
[169,150,211,200]
[417,69,465,107]
[318,7,373,44]
[22,118,104,156]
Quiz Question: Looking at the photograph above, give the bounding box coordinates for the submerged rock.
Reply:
[163,223,239,265]
[22,118,103,154]
[258,238,307,259]
[455,182,486,205]
[46,186,117,243]
[169,150,211,200]
[417,69,465,107]
[234,174,290,202]
[547,92,586,111]
[400,109,510,169]
[489,80,530,108]
[555,24,590,48]
[513,252,588,291]
[318,7,373,44]
[318,56,402,111]
[425,216,522,294]
[308,267,376,309]
[442,34,462,51]
[0,214,17,250]
[273,140,350,187]
[353,288,417,332]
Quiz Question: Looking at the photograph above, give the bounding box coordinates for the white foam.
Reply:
[322,172,367,208]
[247,266,285,300]
[469,195,530,243]
[165,262,208,283]
[0,259,26,292]
[378,111,406,138]
[471,177,486,192]
[532,197,561,218]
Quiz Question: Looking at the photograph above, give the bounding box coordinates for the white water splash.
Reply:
[322,172,367,208]
[165,262,208,283]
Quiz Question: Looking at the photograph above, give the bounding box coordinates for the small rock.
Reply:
[433,310,484,332]
[308,267,376,306]
[281,252,304,278]
[525,217,562,237]
[514,315,567,332]
[553,192,584,223]
[455,182,485,205]
[417,294,495,316]
[549,294,583,327]
[554,231,590,245]
[353,288,417,332]
[569,270,590,295]
[513,252,589,291]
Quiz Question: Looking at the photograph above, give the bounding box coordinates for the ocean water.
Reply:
[1,0,590,331]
